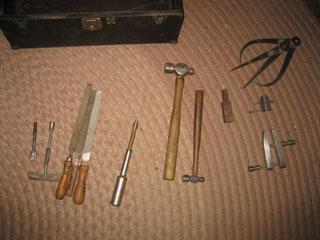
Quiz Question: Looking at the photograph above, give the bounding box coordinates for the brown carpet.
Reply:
[1,0,320,239]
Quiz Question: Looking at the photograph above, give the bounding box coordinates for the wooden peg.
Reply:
[222,89,233,123]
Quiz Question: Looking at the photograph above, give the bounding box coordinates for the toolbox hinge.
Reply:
[82,18,102,31]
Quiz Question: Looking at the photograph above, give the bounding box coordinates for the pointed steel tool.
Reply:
[73,91,102,205]
[56,84,92,200]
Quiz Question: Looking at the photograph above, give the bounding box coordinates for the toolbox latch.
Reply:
[82,18,102,31]
[106,17,116,25]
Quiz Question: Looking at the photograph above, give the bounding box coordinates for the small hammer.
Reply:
[163,63,195,180]
[182,90,205,183]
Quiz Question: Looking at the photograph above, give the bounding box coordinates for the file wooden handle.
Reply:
[55,157,72,200]
[66,163,79,197]
[73,162,89,205]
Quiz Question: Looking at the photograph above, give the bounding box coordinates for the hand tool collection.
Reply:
[230,37,301,88]
[27,34,300,204]
[111,121,138,207]
[56,84,102,205]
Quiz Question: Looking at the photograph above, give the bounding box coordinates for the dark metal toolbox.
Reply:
[0,0,184,49]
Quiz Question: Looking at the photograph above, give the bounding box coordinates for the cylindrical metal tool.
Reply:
[44,122,55,175]
[111,121,138,207]
[29,122,38,161]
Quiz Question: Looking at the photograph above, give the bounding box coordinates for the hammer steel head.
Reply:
[182,175,205,183]
[165,63,195,77]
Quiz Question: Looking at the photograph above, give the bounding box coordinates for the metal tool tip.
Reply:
[49,121,55,130]
[133,120,138,129]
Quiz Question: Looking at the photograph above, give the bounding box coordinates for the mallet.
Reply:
[182,90,205,183]
[163,63,195,180]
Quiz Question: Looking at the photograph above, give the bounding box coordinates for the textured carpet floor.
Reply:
[0,0,320,239]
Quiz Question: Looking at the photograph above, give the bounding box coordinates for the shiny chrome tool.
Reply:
[249,95,274,114]
[248,129,296,178]
[182,90,205,183]
[56,84,92,200]
[111,121,138,207]
[28,122,60,182]
[73,91,102,205]
[29,122,38,161]
[230,37,301,88]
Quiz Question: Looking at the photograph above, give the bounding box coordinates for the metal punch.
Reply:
[248,129,296,179]
[28,122,61,182]
[230,37,301,88]
[249,95,274,114]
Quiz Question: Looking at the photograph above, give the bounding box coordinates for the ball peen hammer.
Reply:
[182,90,205,183]
[163,63,195,180]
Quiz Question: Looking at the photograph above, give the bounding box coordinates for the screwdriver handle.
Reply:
[55,157,72,200]
[66,162,80,197]
[73,162,89,205]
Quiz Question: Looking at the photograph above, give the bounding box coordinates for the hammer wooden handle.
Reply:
[164,76,184,180]
[55,157,72,200]
[73,162,89,205]
[66,163,79,197]
[193,90,204,176]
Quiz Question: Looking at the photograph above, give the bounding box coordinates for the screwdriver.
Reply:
[111,120,138,207]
